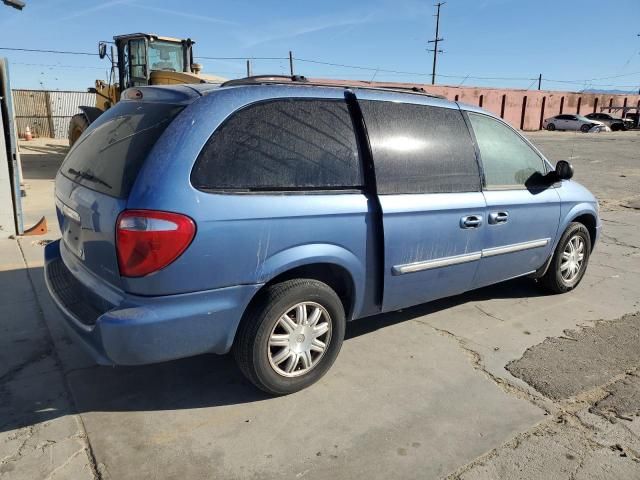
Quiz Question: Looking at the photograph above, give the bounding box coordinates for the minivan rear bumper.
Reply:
[44,240,261,365]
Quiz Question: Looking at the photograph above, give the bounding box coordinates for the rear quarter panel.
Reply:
[125,86,371,317]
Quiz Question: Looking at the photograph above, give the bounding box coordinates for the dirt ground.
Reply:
[1,130,639,479]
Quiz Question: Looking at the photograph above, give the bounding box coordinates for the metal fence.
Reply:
[12,89,96,139]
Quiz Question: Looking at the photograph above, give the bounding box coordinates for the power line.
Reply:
[524,78,538,90]
[0,46,98,56]
[196,56,288,61]
[543,79,639,89]
[294,57,640,87]
[1,45,638,89]
[293,57,533,80]
[12,62,104,70]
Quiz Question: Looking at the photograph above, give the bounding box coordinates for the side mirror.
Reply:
[555,160,574,180]
[98,42,107,59]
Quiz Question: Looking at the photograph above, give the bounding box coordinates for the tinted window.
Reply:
[468,112,546,188]
[360,101,480,194]
[61,101,183,198]
[192,99,362,191]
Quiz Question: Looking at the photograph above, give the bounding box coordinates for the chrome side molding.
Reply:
[392,238,551,275]
[481,238,550,258]
[392,251,482,275]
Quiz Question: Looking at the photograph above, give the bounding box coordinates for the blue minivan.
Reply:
[45,77,600,394]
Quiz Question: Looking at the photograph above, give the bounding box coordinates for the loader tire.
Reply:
[68,114,89,146]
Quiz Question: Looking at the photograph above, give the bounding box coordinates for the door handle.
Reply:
[489,211,509,224]
[460,215,483,229]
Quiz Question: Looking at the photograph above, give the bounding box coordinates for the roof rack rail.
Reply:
[220,74,445,99]
[221,75,309,87]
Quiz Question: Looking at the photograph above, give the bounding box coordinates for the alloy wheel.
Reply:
[560,234,585,283]
[267,302,332,378]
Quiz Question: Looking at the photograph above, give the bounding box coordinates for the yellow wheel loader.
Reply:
[68,33,226,145]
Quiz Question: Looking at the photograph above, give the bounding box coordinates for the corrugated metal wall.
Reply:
[12,89,96,139]
[48,91,96,138]
[13,90,51,137]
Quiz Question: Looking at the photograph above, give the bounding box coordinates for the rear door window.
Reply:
[61,101,183,198]
[359,100,480,194]
[191,99,362,191]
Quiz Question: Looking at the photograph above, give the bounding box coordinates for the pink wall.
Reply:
[312,78,640,131]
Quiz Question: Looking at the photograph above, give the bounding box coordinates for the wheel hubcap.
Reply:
[560,235,585,282]
[267,302,332,378]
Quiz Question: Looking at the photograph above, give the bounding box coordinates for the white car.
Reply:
[543,114,607,132]
[585,113,633,131]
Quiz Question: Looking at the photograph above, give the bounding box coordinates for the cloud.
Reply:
[54,0,236,25]
[240,12,377,48]
[56,0,135,22]
[128,4,238,25]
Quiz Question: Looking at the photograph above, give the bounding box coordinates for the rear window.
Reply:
[61,102,184,198]
[191,98,362,191]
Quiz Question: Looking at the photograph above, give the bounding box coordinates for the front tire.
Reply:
[233,279,346,395]
[580,124,591,133]
[540,222,591,294]
[546,123,556,131]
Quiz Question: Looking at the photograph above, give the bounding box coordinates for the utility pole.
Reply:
[246,59,252,77]
[289,51,294,76]
[427,2,445,85]
[537,73,542,90]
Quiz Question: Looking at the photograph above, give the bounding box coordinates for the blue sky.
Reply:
[1,0,639,92]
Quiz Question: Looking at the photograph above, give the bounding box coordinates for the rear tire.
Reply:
[546,123,556,131]
[540,222,591,294]
[68,113,89,146]
[233,279,346,395]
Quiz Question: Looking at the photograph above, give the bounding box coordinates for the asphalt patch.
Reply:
[593,373,640,420]
[507,313,640,400]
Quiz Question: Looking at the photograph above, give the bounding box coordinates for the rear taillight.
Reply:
[116,210,196,277]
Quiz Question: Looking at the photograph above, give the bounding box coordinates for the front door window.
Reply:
[468,112,547,188]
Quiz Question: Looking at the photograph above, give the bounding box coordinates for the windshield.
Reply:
[148,41,184,72]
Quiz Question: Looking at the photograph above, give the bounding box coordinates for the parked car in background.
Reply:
[585,112,633,131]
[622,112,639,129]
[45,79,601,395]
[543,114,607,132]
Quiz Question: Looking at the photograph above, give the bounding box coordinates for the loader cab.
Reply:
[113,33,195,91]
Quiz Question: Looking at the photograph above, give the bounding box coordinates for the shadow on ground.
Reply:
[19,142,67,180]
[1,263,548,436]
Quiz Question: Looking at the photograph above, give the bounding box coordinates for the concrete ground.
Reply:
[1,131,639,479]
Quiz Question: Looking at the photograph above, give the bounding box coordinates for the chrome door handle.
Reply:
[461,215,483,229]
[489,211,509,224]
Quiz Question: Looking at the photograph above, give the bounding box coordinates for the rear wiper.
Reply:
[67,168,112,190]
